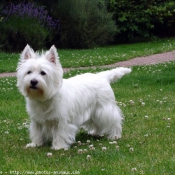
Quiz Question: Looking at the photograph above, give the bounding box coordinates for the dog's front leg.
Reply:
[51,127,70,150]
[26,121,44,148]
[51,122,77,150]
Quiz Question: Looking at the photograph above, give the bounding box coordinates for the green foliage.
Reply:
[107,0,153,42]
[0,16,51,52]
[107,0,175,42]
[1,0,175,51]
[151,1,175,37]
[54,0,116,48]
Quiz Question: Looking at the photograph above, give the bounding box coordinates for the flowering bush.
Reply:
[0,1,60,52]
[2,2,60,31]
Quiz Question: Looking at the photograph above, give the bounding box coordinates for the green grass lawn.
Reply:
[1,37,175,73]
[1,61,175,174]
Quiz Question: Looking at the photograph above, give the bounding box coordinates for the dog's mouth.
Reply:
[30,86,38,90]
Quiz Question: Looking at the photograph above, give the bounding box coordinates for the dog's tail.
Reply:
[98,67,132,83]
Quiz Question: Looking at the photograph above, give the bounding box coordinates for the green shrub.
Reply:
[107,0,175,42]
[54,0,117,48]
[151,1,175,37]
[107,0,155,42]
[0,16,50,52]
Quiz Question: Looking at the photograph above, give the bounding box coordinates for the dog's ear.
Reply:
[21,44,35,60]
[46,45,59,64]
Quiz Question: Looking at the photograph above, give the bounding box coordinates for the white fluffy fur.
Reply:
[17,45,131,150]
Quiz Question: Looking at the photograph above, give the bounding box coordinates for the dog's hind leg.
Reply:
[93,102,123,140]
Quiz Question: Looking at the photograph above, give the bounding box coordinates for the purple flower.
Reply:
[2,1,60,31]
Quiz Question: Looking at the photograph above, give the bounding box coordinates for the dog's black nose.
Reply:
[30,79,38,87]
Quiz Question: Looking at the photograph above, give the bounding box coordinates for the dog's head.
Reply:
[17,45,63,101]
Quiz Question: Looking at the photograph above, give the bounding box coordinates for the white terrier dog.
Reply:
[17,45,131,150]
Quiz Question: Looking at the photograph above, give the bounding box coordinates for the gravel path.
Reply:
[1,50,175,78]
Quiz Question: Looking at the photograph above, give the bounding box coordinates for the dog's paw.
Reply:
[51,145,69,151]
[108,134,121,140]
[51,146,63,150]
[26,143,37,148]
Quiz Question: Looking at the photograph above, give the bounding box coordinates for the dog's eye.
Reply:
[27,71,32,74]
[40,71,46,75]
